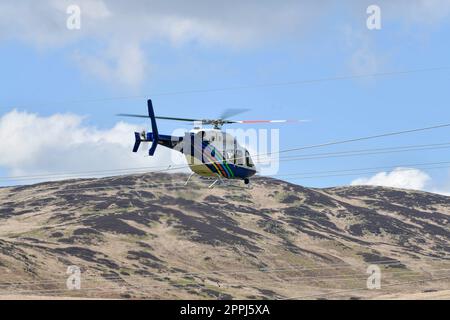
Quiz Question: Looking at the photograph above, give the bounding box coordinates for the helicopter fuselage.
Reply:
[129,99,257,184]
[146,128,256,181]
[182,128,257,180]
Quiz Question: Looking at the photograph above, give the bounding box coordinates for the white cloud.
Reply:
[0,110,188,184]
[340,0,450,76]
[73,42,148,89]
[351,167,450,196]
[351,167,431,190]
[383,0,450,25]
[343,26,384,76]
[0,0,330,88]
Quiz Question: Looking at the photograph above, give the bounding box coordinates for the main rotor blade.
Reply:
[116,113,149,118]
[219,108,250,120]
[117,113,204,122]
[155,116,204,122]
[116,113,305,125]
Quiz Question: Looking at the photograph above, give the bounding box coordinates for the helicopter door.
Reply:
[226,150,234,163]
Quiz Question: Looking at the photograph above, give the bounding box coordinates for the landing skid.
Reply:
[208,174,225,189]
[189,174,252,189]
[205,176,252,189]
[208,179,220,188]
[184,172,195,186]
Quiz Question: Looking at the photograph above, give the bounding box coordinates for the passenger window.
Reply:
[235,150,244,165]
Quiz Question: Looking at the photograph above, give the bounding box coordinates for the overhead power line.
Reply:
[2,121,450,183]
[254,122,450,158]
[3,262,447,288]
[1,272,448,296]
[284,164,450,181]
[2,141,450,182]
[8,66,450,108]
[283,275,450,300]
[273,161,450,178]
[6,160,450,197]
[272,142,450,162]
[2,272,449,298]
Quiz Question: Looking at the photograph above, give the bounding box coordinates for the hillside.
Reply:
[0,173,449,299]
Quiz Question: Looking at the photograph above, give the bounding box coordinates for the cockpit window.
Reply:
[246,151,254,167]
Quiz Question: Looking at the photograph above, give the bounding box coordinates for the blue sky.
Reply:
[1,0,450,193]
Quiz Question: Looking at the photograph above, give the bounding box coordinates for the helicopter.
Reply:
[118,99,293,187]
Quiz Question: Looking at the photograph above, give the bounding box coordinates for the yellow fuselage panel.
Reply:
[184,155,217,177]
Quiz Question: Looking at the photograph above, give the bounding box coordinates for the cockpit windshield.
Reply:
[245,150,254,167]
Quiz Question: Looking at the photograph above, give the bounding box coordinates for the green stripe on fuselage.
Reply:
[205,144,234,178]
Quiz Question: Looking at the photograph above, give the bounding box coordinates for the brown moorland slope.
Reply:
[0,173,449,299]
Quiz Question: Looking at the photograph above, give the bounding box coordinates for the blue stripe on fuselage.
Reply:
[226,163,256,179]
